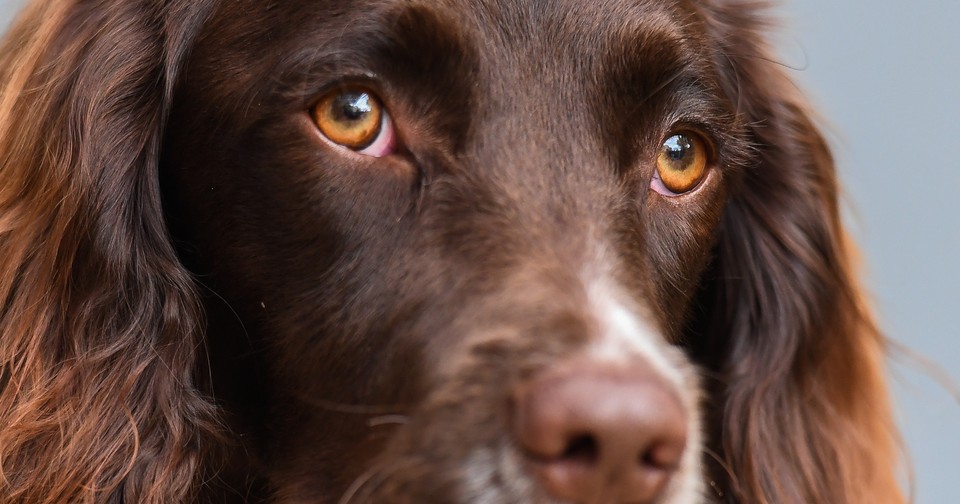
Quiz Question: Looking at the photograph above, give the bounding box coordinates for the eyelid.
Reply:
[662,121,717,153]
[357,109,396,157]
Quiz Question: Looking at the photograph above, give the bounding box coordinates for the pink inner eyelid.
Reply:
[649,169,680,197]
[357,110,395,158]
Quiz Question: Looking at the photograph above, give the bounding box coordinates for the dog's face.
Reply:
[163,0,748,501]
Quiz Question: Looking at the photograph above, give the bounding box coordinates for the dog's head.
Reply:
[0,0,902,503]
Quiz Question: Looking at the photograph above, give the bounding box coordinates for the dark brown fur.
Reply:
[0,0,902,503]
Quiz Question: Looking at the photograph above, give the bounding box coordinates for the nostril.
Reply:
[510,360,689,504]
[561,434,598,464]
[536,428,682,472]
[640,439,684,472]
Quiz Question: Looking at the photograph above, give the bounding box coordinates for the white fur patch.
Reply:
[585,277,685,388]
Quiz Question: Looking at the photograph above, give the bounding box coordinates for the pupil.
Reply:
[664,135,692,163]
[333,92,372,122]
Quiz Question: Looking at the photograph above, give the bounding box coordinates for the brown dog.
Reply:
[0,0,903,503]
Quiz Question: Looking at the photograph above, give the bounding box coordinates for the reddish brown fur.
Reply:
[0,0,903,503]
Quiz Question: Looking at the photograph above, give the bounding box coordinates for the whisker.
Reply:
[300,396,411,415]
[367,414,410,427]
[337,460,407,504]
[703,446,738,491]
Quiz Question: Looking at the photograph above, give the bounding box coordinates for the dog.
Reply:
[0,0,904,502]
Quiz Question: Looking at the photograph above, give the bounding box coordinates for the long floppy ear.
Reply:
[693,4,904,504]
[0,1,220,502]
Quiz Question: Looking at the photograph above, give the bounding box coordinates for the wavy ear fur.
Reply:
[693,3,904,503]
[0,1,220,502]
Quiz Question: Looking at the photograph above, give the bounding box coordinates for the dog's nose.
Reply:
[510,361,688,504]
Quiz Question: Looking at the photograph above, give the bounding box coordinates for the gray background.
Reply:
[774,2,960,502]
[1,0,957,502]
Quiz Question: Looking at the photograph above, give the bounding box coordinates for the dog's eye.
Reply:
[312,88,395,157]
[653,132,708,195]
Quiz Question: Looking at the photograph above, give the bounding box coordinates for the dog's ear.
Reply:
[693,4,904,503]
[0,1,220,502]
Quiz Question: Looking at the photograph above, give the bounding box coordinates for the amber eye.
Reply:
[655,132,709,194]
[312,88,384,150]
